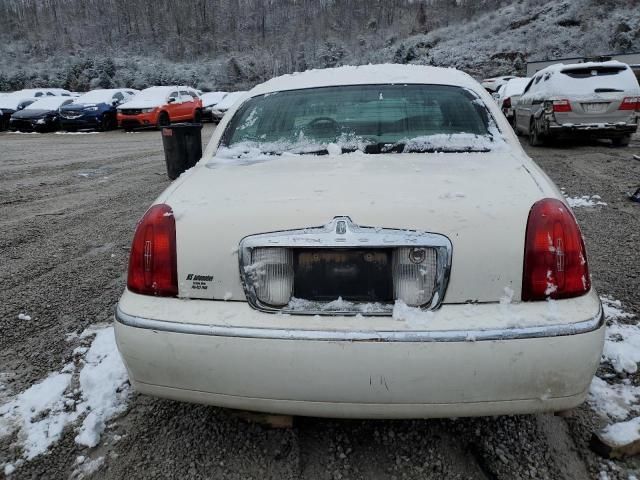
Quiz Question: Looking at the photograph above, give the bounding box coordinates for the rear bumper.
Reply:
[133,383,590,419]
[548,121,638,137]
[114,291,604,418]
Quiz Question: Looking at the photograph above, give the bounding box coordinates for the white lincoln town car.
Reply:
[115,64,604,419]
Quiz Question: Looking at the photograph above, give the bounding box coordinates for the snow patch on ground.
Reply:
[71,455,105,479]
[601,296,635,322]
[55,131,100,135]
[600,417,640,448]
[0,372,74,459]
[0,325,129,468]
[74,328,130,448]
[589,377,640,422]
[3,460,22,476]
[600,297,639,375]
[603,321,640,375]
[589,296,640,448]
[564,194,607,208]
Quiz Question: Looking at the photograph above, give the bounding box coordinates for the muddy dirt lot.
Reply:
[1,127,639,480]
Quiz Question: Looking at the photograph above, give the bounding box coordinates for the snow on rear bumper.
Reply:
[114,290,604,418]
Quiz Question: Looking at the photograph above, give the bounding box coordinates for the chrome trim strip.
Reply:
[115,304,604,343]
[238,216,453,315]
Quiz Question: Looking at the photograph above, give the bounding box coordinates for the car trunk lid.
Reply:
[164,151,551,306]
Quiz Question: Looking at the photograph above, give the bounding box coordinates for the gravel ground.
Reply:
[1,127,639,480]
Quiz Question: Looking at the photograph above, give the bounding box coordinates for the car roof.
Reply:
[142,86,194,93]
[89,88,131,93]
[249,64,480,97]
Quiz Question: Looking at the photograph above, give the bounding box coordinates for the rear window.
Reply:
[561,66,627,78]
[221,84,502,155]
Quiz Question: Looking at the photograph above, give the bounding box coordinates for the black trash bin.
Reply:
[161,123,203,180]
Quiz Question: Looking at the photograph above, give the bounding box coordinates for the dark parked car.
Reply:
[9,97,74,132]
[1,88,73,131]
[59,89,138,131]
[0,96,36,131]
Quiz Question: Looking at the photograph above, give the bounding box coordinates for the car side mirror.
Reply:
[168,97,176,104]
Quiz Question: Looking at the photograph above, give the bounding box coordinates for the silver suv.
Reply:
[514,61,640,146]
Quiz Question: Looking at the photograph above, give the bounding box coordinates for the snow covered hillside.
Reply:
[371,0,640,77]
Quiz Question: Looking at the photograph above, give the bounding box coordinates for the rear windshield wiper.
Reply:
[287,147,359,155]
[594,88,624,93]
[363,142,405,154]
[403,147,491,153]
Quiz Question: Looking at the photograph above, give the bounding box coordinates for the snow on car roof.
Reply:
[0,96,36,110]
[500,78,530,99]
[536,60,630,75]
[214,91,247,110]
[249,64,481,97]
[25,96,71,110]
[143,86,192,92]
[201,91,228,107]
[135,86,193,100]
[4,89,43,98]
[45,88,72,95]
[74,89,129,104]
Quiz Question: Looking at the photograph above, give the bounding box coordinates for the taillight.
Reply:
[522,198,590,301]
[552,99,572,113]
[250,248,294,306]
[619,96,640,111]
[502,97,511,109]
[127,204,178,297]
